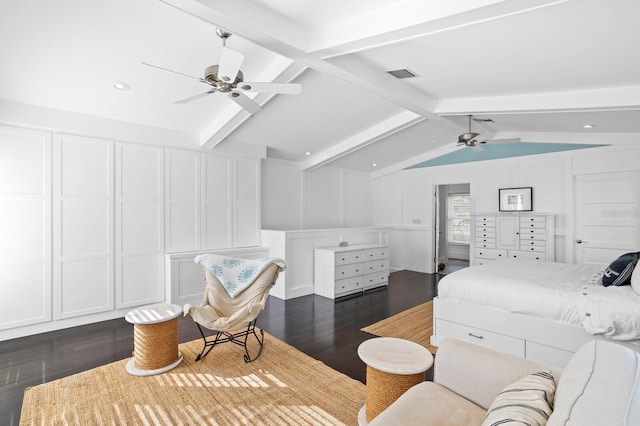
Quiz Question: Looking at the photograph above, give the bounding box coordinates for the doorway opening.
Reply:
[435,183,471,275]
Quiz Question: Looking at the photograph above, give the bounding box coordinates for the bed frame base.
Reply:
[431,297,595,368]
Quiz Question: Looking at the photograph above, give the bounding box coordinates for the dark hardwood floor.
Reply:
[0,270,439,425]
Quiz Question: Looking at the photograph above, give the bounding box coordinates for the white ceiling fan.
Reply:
[457,115,520,152]
[142,28,302,114]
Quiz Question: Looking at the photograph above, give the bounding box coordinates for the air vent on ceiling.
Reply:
[386,68,418,79]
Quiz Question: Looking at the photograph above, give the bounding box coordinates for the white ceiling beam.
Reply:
[300,110,425,171]
[436,85,640,115]
[312,0,569,57]
[160,0,448,121]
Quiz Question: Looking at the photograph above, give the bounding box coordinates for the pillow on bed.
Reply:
[632,263,640,295]
[482,371,556,426]
[602,252,640,287]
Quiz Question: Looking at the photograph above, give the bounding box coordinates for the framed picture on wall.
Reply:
[499,187,533,212]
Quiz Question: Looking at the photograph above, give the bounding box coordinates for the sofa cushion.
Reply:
[482,371,556,426]
[548,339,640,426]
[368,381,486,426]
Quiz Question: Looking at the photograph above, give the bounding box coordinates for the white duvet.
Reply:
[438,260,640,340]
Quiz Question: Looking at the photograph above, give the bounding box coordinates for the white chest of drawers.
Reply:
[314,244,390,299]
[473,214,555,265]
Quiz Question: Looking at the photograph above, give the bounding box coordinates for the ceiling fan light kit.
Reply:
[142,28,301,113]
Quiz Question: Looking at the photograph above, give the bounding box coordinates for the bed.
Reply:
[430,259,640,368]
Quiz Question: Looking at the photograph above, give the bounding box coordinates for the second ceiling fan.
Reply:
[457,115,520,151]
[143,28,302,114]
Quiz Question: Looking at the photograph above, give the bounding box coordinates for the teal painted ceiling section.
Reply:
[406,142,606,169]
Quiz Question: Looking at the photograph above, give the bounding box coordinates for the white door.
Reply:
[574,171,640,265]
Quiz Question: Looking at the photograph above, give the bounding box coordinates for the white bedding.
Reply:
[578,282,640,340]
[438,260,602,326]
[438,259,640,340]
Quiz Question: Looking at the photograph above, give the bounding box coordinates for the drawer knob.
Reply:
[468,333,484,340]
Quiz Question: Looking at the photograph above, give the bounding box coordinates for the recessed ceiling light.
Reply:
[113,81,130,91]
[305,151,311,156]
[372,163,377,167]
[583,124,595,129]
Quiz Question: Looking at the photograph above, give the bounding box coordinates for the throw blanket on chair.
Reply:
[195,254,286,298]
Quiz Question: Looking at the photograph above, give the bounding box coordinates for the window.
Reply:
[447,193,471,244]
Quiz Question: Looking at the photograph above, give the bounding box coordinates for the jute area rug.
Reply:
[361,301,438,354]
[20,333,365,425]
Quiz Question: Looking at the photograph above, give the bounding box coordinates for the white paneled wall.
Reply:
[261,160,302,230]
[202,153,232,249]
[0,126,51,330]
[115,143,164,308]
[261,160,373,230]
[165,149,200,252]
[233,158,261,247]
[0,120,263,340]
[53,135,114,319]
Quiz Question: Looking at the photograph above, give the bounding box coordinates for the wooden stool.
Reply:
[125,303,183,376]
[357,337,433,425]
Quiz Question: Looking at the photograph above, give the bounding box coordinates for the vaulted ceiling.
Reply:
[1,0,639,174]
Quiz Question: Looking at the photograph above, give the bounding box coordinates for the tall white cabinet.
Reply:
[473,214,555,265]
[0,126,51,330]
[53,135,114,319]
[115,143,165,308]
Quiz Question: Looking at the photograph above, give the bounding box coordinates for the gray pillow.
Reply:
[602,252,639,287]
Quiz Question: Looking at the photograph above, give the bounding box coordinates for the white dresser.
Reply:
[473,214,555,265]
[314,244,390,299]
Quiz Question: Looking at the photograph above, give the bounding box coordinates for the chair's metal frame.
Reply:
[194,318,265,363]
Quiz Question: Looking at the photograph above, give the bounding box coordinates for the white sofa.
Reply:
[368,338,640,425]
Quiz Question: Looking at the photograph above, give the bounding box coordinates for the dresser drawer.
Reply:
[475,226,496,234]
[435,319,524,358]
[475,237,496,246]
[519,239,546,249]
[363,259,388,274]
[475,240,496,249]
[509,251,546,261]
[475,217,496,226]
[334,251,363,265]
[475,248,507,260]
[520,216,546,226]
[334,276,363,296]
[519,227,546,237]
[335,263,363,279]
[364,272,388,288]
[363,247,388,261]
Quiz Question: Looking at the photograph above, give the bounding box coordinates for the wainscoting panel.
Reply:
[115,143,164,308]
[0,125,51,330]
[54,134,114,319]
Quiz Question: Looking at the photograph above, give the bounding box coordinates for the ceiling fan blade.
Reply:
[228,92,262,113]
[236,82,302,95]
[141,62,208,84]
[218,47,244,82]
[174,89,216,104]
[488,138,521,144]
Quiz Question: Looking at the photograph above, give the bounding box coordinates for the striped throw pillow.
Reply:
[482,371,556,426]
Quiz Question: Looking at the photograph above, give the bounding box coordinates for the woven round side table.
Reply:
[357,337,433,425]
[125,303,183,376]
